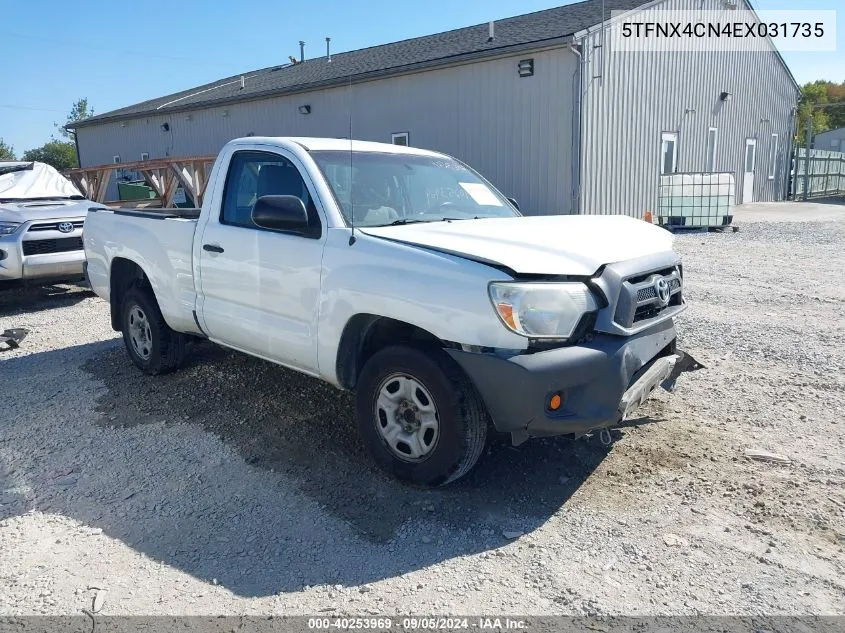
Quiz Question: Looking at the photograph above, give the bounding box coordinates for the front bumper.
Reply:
[446,319,680,440]
[0,238,85,282]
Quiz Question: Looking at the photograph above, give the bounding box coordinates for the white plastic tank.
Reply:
[657,173,735,227]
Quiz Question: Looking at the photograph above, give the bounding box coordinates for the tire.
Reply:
[120,286,186,375]
[355,344,488,486]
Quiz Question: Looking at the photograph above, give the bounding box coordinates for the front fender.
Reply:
[316,229,526,386]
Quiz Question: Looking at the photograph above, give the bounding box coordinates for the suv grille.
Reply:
[22,237,84,256]
[28,220,85,232]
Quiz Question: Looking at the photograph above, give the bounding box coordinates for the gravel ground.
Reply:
[0,201,843,616]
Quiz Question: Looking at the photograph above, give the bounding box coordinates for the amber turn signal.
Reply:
[495,302,518,330]
[549,393,562,411]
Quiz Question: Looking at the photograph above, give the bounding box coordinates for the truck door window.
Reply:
[221,150,321,237]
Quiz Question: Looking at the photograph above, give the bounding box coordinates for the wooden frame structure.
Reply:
[64,156,216,208]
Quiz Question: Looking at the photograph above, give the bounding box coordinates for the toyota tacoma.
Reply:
[84,137,691,485]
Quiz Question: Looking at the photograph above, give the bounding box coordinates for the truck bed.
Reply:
[84,205,201,336]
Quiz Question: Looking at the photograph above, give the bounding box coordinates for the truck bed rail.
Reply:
[89,206,201,220]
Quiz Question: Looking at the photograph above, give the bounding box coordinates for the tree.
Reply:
[0,138,15,161]
[797,81,831,143]
[56,98,94,141]
[796,80,845,145]
[22,140,78,170]
[826,82,845,131]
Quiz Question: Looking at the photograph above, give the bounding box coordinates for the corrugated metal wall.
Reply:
[77,48,579,215]
[813,127,845,151]
[577,0,799,215]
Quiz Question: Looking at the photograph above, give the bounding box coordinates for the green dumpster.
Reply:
[117,181,156,201]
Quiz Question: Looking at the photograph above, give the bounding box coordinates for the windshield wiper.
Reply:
[375,217,478,227]
[385,218,430,226]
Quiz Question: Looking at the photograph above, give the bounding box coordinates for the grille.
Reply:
[614,267,684,329]
[626,266,677,285]
[22,237,84,256]
[28,221,84,232]
[637,287,657,301]
[637,281,679,301]
[633,293,683,323]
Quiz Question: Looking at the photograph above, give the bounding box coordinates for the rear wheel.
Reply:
[355,345,488,486]
[120,287,186,375]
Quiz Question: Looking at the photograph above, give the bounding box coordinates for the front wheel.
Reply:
[120,287,186,375]
[355,345,488,486]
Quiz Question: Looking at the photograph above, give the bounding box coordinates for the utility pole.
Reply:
[803,119,813,200]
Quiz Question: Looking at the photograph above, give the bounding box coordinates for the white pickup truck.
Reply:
[84,137,689,486]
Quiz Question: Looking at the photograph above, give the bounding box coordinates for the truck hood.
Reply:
[360,215,675,276]
[0,199,92,224]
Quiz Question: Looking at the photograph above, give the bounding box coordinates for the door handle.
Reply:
[203,244,224,253]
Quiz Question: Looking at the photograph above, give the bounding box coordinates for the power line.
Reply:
[7,33,241,67]
[0,104,65,113]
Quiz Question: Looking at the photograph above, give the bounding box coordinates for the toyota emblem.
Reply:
[654,277,671,306]
[57,222,74,233]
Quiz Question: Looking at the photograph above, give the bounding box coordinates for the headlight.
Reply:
[489,281,598,339]
[0,222,22,236]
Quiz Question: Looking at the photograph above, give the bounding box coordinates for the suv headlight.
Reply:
[0,222,22,236]
[489,282,598,339]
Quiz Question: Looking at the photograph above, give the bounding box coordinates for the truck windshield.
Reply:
[309,151,519,227]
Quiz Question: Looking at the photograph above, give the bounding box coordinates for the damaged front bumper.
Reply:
[446,319,700,444]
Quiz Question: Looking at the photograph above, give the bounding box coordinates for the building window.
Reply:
[706,127,718,172]
[767,133,778,180]
[744,139,757,172]
[661,132,678,174]
[140,152,150,161]
[113,155,121,164]
[391,132,409,146]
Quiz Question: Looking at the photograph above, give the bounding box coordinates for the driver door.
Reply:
[197,149,325,373]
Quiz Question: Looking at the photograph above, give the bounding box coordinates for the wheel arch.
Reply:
[335,314,449,390]
[109,258,154,331]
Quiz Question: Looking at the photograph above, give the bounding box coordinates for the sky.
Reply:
[1,0,842,155]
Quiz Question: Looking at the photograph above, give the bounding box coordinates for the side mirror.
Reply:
[251,195,309,233]
[507,197,520,211]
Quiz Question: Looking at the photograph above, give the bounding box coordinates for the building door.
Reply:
[661,132,678,174]
[743,138,757,203]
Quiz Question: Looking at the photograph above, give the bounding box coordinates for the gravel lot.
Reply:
[0,201,843,616]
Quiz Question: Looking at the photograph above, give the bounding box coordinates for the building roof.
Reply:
[242,137,447,156]
[71,0,645,128]
[814,126,845,139]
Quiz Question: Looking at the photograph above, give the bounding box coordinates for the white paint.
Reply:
[362,214,674,276]
[660,132,678,175]
[743,138,757,203]
[84,137,682,387]
[767,134,779,180]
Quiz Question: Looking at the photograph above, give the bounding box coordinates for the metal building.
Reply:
[813,127,845,152]
[70,0,799,215]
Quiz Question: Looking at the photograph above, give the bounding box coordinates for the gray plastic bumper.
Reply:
[446,319,680,440]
